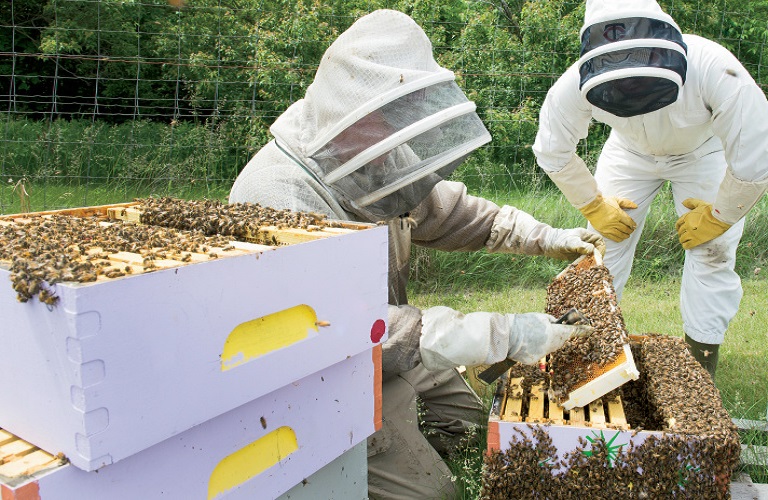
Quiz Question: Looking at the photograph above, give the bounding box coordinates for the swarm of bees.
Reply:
[482,335,741,499]
[545,255,630,400]
[0,198,342,306]
[134,197,341,238]
[0,214,237,305]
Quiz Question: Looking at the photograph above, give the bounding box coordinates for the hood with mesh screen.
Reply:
[269,9,490,222]
[578,0,688,117]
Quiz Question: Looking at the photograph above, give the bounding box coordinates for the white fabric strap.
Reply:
[545,154,600,208]
[578,38,685,66]
[713,168,768,224]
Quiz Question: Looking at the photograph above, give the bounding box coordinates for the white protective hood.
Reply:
[270,9,491,221]
[578,0,688,117]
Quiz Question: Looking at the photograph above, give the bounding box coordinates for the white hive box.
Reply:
[485,335,742,498]
[0,348,381,499]
[0,204,388,471]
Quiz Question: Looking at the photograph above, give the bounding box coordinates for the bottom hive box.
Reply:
[1,347,381,500]
[484,335,741,500]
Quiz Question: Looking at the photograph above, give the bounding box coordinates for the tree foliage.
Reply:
[1,0,767,187]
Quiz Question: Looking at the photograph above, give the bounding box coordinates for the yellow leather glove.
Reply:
[675,198,732,250]
[578,194,638,242]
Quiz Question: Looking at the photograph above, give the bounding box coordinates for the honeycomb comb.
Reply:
[545,253,639,410]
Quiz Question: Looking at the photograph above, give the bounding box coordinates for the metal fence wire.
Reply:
[1,0,767,213]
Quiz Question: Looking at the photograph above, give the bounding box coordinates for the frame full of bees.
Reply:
[485,335,741,500]
[544,253,639,410]
[0,199,388,472]
[1,349,378,499]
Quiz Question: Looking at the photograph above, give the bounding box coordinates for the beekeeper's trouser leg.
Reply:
[367,365,484,499]
[593,137,743,350]
[400,363,485,454]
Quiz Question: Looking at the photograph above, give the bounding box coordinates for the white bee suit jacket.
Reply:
[534,33,768,344]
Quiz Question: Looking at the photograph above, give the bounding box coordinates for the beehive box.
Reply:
[484,335,741,499]
[1,348,381,499]
[0,202,388,471]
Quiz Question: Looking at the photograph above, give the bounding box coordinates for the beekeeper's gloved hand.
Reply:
[675,198,731,250]
[543,227,606,260]
[419,306,593,371]
[485,205,605,260]
[578,194,638,242]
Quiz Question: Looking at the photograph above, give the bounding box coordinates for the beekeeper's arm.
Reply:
[676,47,768,249]
[411,180,604,260]
[382,304,592,373]
[533,66,638,243]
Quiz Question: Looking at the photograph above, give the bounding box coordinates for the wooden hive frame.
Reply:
[106,202,369,246]
[0,211,265,283]
[0,428,65,484]
[546,253,639,410]
[493,375,630,430]
[0,201,374,286]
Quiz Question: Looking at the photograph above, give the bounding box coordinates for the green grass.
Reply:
[0,179,231,215]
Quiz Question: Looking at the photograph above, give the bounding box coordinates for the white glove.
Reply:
[542,227,605,260]
[506,312,591,365]
[485,205,604,261]
[419,306,592,371]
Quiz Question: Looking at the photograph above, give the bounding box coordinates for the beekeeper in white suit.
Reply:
[231,9,600,499]
[533,0,768,379]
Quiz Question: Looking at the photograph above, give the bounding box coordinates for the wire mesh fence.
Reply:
[1,0,767,213]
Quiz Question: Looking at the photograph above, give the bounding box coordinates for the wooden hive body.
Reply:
[1,349,379,499]
[0,202,388,471]
[485,336,741,499]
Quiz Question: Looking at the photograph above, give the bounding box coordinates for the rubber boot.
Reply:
[684,334,719,381]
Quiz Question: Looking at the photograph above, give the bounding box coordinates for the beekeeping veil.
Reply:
[269,9,491,221]
[578,0,688,117]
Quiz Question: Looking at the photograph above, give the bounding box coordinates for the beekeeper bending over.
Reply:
[533,0,768,379]
[230,10,599,499]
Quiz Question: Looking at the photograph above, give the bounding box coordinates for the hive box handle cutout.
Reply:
[208,426,298,499]
[221,304,320,371]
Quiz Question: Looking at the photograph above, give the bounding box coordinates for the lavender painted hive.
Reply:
[0,199,388,471]
[1,349,380,499]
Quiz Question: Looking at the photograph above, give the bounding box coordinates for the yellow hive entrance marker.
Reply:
[221,304,319,371]
[208,426,298,499]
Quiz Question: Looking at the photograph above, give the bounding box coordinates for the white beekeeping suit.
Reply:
[533,0,768,377]
[231,9,599,499]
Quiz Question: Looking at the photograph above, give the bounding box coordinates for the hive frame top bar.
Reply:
[0,201,375,232]
[549,250,638,410]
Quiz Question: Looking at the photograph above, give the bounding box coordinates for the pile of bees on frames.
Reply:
[1,197,339,306]
[544,255,629,401]
[135,197,343,240]
[482,253,740,498]
[482,335,741,499]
